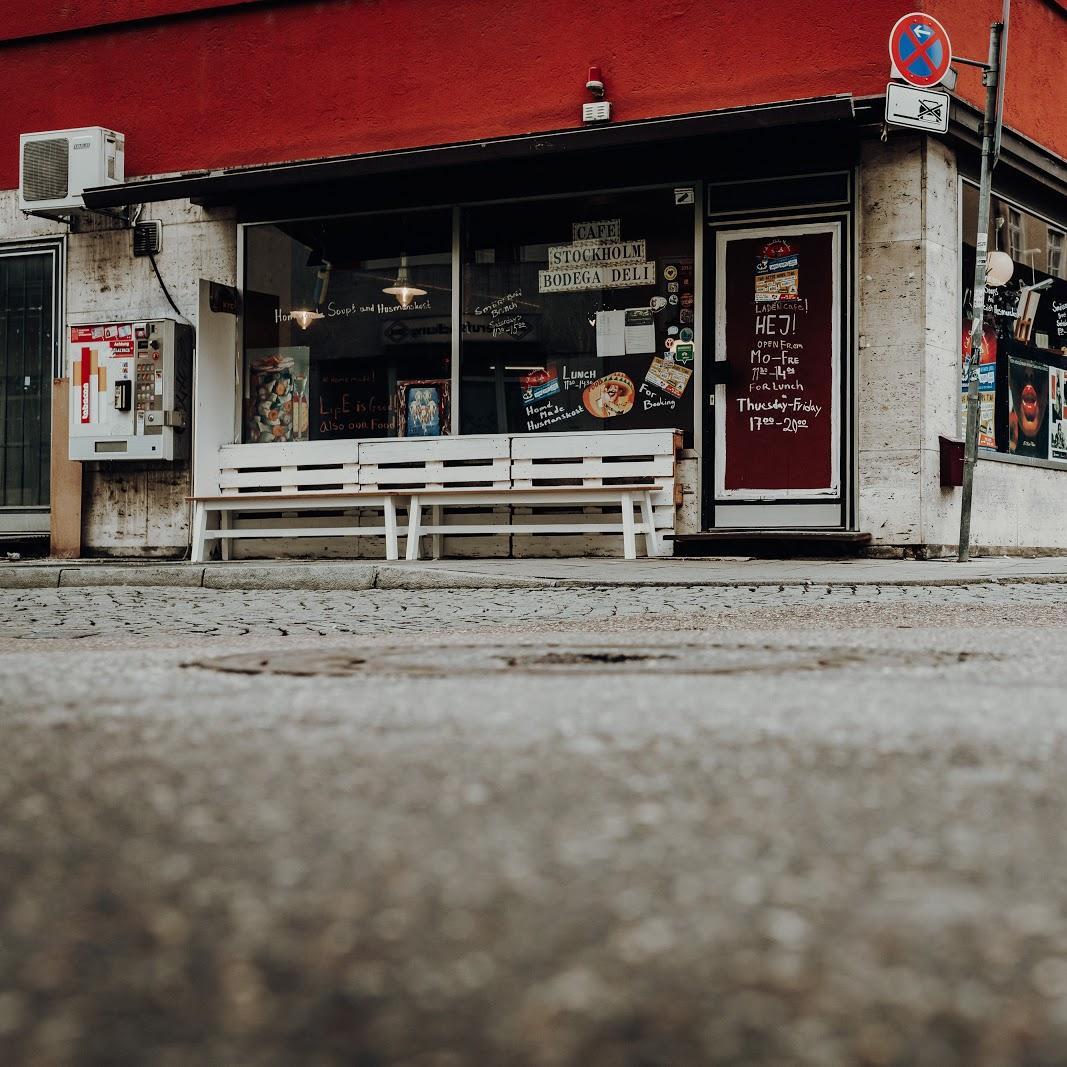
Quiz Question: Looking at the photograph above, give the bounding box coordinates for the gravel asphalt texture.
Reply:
[3,581,1067,1066]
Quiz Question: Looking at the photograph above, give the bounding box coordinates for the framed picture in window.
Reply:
[396,379,451,437]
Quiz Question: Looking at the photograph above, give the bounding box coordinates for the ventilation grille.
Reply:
[133,220,162,257]
[22,138,69,202]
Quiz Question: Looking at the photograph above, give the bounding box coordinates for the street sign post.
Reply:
[958,0,1010,562]
[885,82,950,133]
[889,13,953,87]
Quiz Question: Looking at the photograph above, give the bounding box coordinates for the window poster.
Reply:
[1050,368,1067,461]
[754,238,800,302]
[719,229,837,495]
[397,379,450,437]
[960,324,997,450]
[245,347,310,443]
[1055,295,1067,350]
[1007,354,1050,459]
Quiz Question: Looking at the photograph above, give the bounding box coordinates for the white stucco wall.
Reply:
[858,134,1067,554]
[858,133,945,548]
[0,191,237,556]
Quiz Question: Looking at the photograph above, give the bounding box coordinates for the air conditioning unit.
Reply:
[19,127,125,217]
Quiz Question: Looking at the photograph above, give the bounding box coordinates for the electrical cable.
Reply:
[148,252,187,322]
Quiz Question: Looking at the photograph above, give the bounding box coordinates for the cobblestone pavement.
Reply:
[2,579,1067,642]
[4,583,1067,1065]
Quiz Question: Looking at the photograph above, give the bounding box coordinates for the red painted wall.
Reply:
[925,0,1067,158]
[0,0,271,44]
[0,0,1062,192]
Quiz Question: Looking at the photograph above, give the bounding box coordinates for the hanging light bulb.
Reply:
[290,308,324,329]
[290,259,332,329]
[383,254,427,308]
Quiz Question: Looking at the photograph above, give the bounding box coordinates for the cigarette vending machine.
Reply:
[68,318,193,460]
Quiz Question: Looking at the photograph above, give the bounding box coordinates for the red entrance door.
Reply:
[711,222,843,528]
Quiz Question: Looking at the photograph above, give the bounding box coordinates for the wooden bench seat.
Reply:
[190,490,405,562]
[405,484,664,560]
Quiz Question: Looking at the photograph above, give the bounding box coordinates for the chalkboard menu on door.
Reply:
[720,230,838,495]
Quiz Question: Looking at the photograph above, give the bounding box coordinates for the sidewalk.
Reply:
[3,554,1067,590]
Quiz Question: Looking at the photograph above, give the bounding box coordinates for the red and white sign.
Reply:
[79,346,92,424]
[70,323,134,356]
[889,13,952,88]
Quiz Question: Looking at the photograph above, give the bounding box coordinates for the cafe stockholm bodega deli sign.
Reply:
[538,219,657,294]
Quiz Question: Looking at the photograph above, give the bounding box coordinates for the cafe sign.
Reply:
[538,261,656,294]
[539,218,656,294]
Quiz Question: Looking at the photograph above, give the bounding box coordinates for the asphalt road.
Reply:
[3,582,1067,1066]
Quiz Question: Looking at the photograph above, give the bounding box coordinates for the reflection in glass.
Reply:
[242,209,451,442]
[460,188,696,442]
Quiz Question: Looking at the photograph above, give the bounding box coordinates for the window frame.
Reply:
[958,177,1067,472]
[236,181,702,445]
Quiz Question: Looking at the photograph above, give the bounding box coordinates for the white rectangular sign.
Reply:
[885,82,950,134]
[546,239,646,269]
[538,262,656,293]
[572,219,620,242]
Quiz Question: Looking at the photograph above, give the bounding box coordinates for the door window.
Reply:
[0,251,54,508]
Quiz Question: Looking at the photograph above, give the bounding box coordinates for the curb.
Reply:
[0,562,561,592]
[3,562,1067,591]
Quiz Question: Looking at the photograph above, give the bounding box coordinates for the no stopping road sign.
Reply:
[890,13,953,88]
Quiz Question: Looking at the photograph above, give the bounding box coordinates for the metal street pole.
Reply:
[958,12,1006,562]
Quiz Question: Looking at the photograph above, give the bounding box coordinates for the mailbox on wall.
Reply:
[68,318,193,461]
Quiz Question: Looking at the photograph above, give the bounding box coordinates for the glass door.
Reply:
[0,248,58,533]
[706,220,846,529]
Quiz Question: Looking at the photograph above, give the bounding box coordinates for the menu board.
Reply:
[721,231,837,494]
[311,359,390,439]
[512,251,696,435]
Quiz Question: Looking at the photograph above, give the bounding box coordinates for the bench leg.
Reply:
[384,498,399,562]
[191,503,208,563]
[620,494,637,560]
[220,510,232,561]
[431,505,442,560]
[640,491,663,558]
[406,495,422,561]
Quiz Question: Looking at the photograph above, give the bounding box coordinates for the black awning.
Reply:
[81,95,856,210]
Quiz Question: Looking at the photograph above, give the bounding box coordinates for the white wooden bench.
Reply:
[190,441,402,562]
[191,429,680,562]
[404,430,679,560]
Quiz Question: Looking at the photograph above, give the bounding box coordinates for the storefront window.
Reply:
[960,184,1067,463]
[460,188,696,442]
[242,209,451,442]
